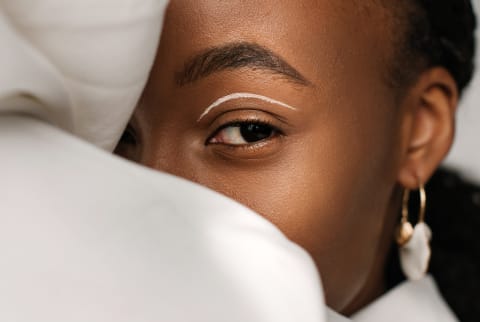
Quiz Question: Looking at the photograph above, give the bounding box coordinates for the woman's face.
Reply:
[117,0,408,312]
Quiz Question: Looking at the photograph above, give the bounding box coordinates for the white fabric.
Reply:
[353,275,458,322]
[0,0,165,150]
[327,309,351,322]
[0,116,327,322]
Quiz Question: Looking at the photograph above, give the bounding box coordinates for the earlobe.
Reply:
[397,67,459,189]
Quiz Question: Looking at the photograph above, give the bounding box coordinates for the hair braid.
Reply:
[398,0,477,94]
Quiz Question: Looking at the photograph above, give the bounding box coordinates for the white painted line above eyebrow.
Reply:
[197,92,298,121]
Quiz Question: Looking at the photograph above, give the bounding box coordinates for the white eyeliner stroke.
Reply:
[197,92,298,121]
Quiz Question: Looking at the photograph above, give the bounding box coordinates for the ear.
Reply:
[397,67,459,189]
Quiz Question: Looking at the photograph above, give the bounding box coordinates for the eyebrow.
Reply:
[175,42,312,86]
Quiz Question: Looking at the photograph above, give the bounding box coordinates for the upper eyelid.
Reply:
[205,107,293,130]
[206,119,281,144]
[198,92,298,122]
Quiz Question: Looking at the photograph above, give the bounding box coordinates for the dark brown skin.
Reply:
[116,0,459,314]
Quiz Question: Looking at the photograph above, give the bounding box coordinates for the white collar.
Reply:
[350,275,458,322]
[327,309,352,322]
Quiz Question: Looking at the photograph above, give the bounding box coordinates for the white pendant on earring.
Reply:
[399,222,432,281]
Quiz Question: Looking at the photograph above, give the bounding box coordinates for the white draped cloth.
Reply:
[353,275,458,322]
[0,0,165,150]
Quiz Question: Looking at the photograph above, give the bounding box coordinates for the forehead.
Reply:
[161,0,396,91]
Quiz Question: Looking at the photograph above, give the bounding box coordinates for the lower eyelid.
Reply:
[208,135,284,161]
[212,130,283,150]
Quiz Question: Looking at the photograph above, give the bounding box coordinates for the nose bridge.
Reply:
[142,138,179,174]
[140,126,196,180]
[137,114,201,181]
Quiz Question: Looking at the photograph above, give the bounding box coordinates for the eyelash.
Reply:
[206,118,283,146]
[117,116,284,157]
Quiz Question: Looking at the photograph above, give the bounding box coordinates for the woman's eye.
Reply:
[209,122,278,145]
[114,125,139,159]
[118,127,137,146]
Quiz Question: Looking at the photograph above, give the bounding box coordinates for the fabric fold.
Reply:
[0,0,166,150]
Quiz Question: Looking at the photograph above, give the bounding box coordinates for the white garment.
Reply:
[0,116,327,322]
[0,0,165,150]
[327,309,352,322]
[352,275,458,322]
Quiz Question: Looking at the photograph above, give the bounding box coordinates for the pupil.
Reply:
[240,124,273,143]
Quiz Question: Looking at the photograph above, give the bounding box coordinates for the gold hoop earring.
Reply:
[396,181,432,281]
[396,183,427,246]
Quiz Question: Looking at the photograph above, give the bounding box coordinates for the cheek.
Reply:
[189,105,401,310]
[297,104,401,309]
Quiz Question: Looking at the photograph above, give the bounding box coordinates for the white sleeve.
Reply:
[0,116,327,322]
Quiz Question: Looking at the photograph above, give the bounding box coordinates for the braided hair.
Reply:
[391,0,476,95]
